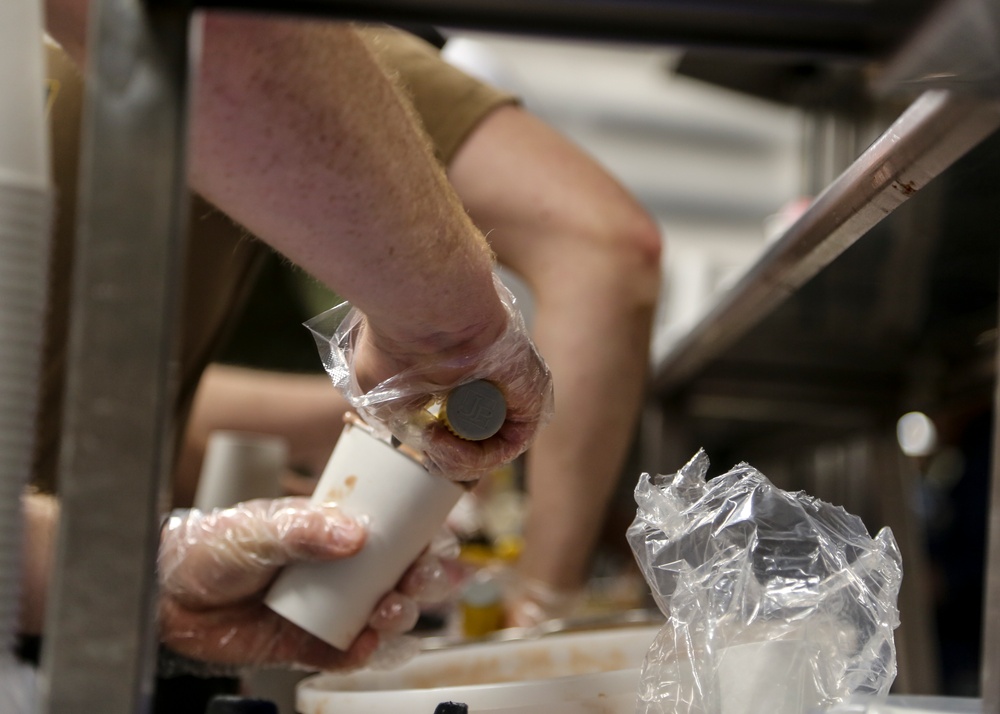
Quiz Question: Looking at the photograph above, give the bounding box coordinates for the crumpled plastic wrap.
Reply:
[305,275,553,480]
[627,450,902,714]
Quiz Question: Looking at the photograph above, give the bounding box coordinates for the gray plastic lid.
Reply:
[443,380,506,441]
[206,696,279,714]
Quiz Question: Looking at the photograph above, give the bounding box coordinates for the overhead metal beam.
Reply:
[194,0,926,61]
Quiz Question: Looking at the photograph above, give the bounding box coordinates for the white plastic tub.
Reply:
[827,696,982,714]
[296,625,661,714]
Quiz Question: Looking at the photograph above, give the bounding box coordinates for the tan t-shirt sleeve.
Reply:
[359,25,519,166]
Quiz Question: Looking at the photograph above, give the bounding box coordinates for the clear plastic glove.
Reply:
[503,575,583,629]
[306,275,554,481]
[158,498,452,672]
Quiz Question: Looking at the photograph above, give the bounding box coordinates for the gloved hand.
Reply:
[307,275,554,481]
[158,498,454,672]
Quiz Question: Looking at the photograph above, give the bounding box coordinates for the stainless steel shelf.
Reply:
[653,89,1000,394]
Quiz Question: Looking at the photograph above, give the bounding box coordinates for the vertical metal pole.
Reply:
[36,0,191,710]
[883,10,1000,702]
[984,319,1000,711]
[870,432,941,696]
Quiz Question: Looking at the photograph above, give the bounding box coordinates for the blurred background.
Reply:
[215,26,1000,699]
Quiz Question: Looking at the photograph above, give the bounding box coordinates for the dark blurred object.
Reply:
[217,253,321,373]
[15,634,41,665]
[393,23,447,49]
[153,675,240,714]
[434,703,469,714]
[675,52,870,110]
[926,409,991,695]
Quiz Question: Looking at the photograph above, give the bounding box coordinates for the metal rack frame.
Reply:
[653,89,1000,393]
[34,0,1000,711]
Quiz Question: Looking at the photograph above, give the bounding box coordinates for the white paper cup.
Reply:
[194,431,287,510]
[264,417,464,650]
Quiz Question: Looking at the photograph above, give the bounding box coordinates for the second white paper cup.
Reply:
[194,430,287,510]
[264,418,464,650]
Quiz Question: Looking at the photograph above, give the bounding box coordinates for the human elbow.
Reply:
[592,203,664,308]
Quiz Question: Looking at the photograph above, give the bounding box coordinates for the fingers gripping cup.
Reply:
[264,414,463,650]
[265,382,505,649]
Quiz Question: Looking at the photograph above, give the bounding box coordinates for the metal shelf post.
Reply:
[36,0,191,710]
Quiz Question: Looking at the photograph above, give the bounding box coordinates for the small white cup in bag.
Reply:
[717,640,824,714]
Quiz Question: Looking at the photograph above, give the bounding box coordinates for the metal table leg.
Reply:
[985,320,1000,711]
[36,0,191,710]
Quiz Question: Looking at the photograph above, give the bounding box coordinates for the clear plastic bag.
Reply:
[304,275,553,479]
[627,450,902,714]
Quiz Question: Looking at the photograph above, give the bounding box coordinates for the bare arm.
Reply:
[449,105,662,613]
[44,4,506,368]
[189,15,507,362]
[46,7,549,476]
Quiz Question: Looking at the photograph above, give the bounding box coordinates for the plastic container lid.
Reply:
[297,626,660,714]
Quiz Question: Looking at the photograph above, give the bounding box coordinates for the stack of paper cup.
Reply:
[265,416,464,650]
[194,431,288,510]
[0,1,49,191]
[0,3,53,711]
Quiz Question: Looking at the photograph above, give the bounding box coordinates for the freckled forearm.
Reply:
[45,5,505,350]
[189,14,505,350]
